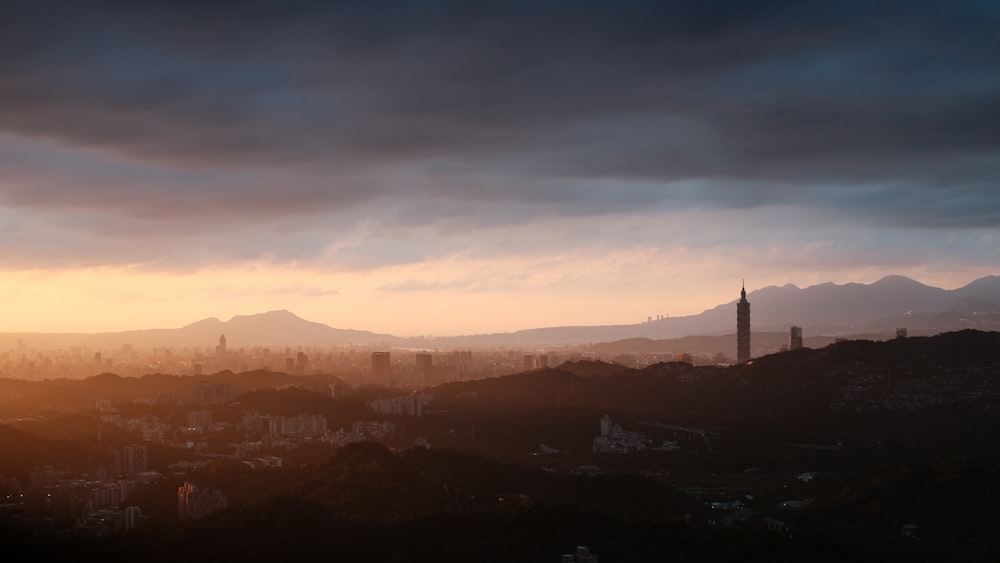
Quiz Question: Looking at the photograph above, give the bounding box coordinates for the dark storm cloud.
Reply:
[1,0,999,227]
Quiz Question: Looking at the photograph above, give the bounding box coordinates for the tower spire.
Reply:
[737,281,751,363]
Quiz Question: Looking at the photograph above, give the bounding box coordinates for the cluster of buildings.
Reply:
[328,420,398,448]
[10,446,157,536]
[523,354,551,371]
[592,415,651,454]
[86,442,154,482]
[368,393,434,416]
[0,334,514,387]
[0,283,920,393]
[1,289,766,387]
[241,411,329,437]
[177,481,227,520]
[89,376,430,461]
[196,380,232,405]
[829,363,1000,412]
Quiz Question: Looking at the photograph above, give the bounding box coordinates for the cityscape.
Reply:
[2,1,999,561]
[2,278,999,560]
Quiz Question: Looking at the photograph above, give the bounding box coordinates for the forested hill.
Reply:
[429,330,1000,434]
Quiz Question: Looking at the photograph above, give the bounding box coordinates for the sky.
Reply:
[1,0,998,336]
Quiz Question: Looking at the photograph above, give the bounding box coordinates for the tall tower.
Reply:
[737,282,751,363]
[216,334,227,356]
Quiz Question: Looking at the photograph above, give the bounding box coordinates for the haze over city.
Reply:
[2,1,998,336]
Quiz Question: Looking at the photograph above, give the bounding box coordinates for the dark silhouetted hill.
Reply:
[426,330,1000,440]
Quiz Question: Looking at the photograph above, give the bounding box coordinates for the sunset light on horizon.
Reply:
[1,1,997,337]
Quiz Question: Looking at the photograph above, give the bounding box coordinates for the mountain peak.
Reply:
[871,275,924,287]
[182,316,223,329]
[228,309,301,323]
[957,275,1000,293]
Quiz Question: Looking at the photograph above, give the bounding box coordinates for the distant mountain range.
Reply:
[4,275,999,351]
[431,274,1000,347]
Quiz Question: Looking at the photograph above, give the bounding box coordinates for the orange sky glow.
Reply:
[1,3,997,337]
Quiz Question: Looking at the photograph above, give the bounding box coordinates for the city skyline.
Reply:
[1,1,998,336]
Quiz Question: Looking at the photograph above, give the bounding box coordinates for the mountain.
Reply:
[2,310,400,350]
[446,275,1000,347]
[3,276,998,351]
[174,310,396,347]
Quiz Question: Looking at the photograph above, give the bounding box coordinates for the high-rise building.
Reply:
[415,353,432,374]
[121,444,148,475]
[372,351,392,386]
[216,334,227,356]
[789,326,803,350]
[523,354,536,371]
[737,283,751,363]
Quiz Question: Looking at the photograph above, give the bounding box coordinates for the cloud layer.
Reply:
[0,0,997,332]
